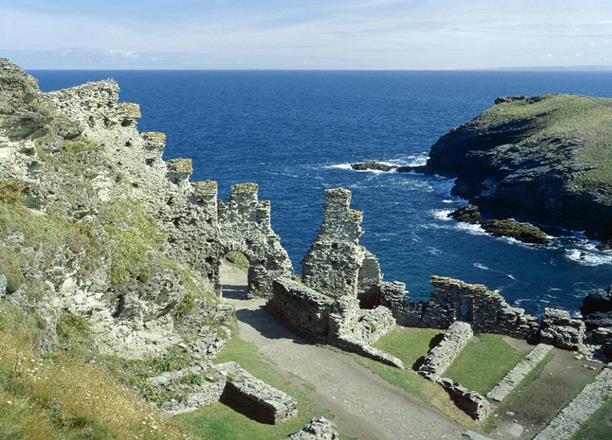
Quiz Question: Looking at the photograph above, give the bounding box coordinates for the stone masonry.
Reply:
[218,361,298,424]
[418,321,474,380]
[487,343,553,402]
[539,308,586,350]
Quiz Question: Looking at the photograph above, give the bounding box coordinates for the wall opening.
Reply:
[458,298,472,322]
[220,251,250,300]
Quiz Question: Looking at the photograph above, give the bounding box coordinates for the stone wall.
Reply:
[267,277,335,340]
[539,308,585,350]
[437,378,492,422]
[218,183,293,298]
[218,361,298,424]
[418,321,473,379]
[487,343,553,402]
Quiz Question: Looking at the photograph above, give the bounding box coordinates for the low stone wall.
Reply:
[534,367,612,440]
[0,274,6,296]
[267,277,335,340]
[218,361,298,424]
[354,306,396,345]
[539,308,585,350]
[487,343,553,402]
[418,321,473,379]
[437,378,492,422]
[286,417,339,440]
[146,363,227,416]
[335,335,404,368]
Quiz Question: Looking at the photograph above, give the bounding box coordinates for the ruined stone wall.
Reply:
[302,188,367,300]
[218,183,293,297]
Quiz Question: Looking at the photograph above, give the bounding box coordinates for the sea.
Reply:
[32,70,612,315]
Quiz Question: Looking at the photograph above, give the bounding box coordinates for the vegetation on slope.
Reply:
[0,302,190,439]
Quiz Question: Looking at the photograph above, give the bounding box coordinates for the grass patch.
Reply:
[572,397,612,440]
[444,334,530,395]
[342,327,479,429]
[226,251,250,271]
[178,330,338,440]
[0,302,189,440]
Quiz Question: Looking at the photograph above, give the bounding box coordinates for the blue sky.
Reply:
[1,0,612,69]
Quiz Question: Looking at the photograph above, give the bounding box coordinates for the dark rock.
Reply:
[581,288,612,330]
[449,204,481,224]
[596,239,612,251]
[350,161,397,172]
[481,218,550,245]
[424,94,612,242]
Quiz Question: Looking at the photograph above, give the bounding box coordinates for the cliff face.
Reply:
[425,95,612,241]
[0,58,291,359]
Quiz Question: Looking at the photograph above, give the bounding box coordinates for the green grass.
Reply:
[178,331,343,440]
[572,398,612,440]
[478,94,612,192]
[444,334,530,395]
[340,327,480,429]
[226,251,250,271]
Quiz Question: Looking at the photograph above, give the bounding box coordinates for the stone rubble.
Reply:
[533,367,612,440]
[286,417,339,440]
[486,343,553,402]
[539,308,586,350]
[418,321,474,380]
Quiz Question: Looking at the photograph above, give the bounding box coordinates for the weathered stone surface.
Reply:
[534,367,612,440]
[267,277,335,340]
[481,218,549,245]
[378,281,424,327]
[218,361,298,424]
[450,204,481,224]
[419,321,473,380]
[286,417,339,440]
[218,183,293,298]
[146,363,226,416]
[487,343,553,402]
[350,161,398,172]
[539,308,585,350]
[592,327,612,358]
[355,306,396,345]
[437,377,492,422]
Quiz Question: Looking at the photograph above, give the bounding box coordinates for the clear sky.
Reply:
[1,0,611,69]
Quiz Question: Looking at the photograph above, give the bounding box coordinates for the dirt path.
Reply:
[220,262,464,440]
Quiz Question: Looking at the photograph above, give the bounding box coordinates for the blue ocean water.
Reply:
[33,70,612,314]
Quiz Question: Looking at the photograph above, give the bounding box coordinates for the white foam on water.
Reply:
[404,153,429,167]
[431,209,453,221]
[442,199,456,204]
[565,247,612,267]
[506,274,517,280]
[474,262,490,271]
[455,221,487,236]
[326,163,353,170]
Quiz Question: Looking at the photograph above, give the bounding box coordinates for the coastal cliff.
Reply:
[423,94,612,243]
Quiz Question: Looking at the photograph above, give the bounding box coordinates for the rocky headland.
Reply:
[423,94,612,247]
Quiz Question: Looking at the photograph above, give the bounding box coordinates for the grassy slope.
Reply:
[178,331,349,440]
[0,302,189,440]
[444,334,530,395]
[478,94,612,193]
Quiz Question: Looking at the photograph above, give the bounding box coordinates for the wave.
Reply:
[455,221,487,236]
[473,262,490,271]
[565,247,612,267]
[431,209,452,221]
[402,152,429,167]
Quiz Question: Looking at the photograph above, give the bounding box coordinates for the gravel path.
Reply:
[221,263,464,440]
